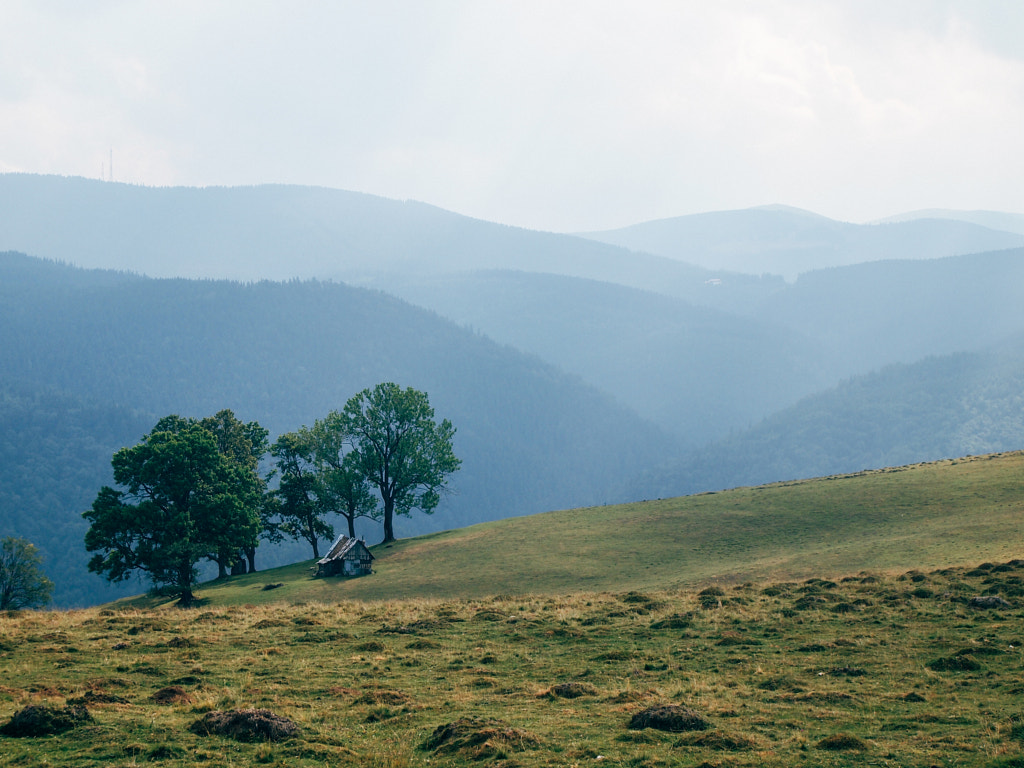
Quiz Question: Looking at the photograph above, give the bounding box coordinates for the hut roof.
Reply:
[316,534,374,566]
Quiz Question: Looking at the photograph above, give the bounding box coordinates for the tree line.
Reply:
[82,383,460,604]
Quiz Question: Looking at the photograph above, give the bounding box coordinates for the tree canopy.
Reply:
[339,383,460,543]
[270,428,334,559]
[83,413,264,603]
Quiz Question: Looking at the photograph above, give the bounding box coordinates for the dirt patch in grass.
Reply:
[927,655,982,672]
[0,704,93,737]
[354,640,387,652]
[355,688,410,706]
[420,717,543,760]
[146,744,186,761]
[542,682,599,699]
[607,689,660,704]
[971,596,1013,610]
[816,732,869,751]
[473,610,508,622]
[67,690,129,706]
[593,650,634,662]
[675,730,756,750]
[629,705,711,733]
[756,676,802,692]
[189,708,299,742]
[406,638,440,649]
[152,685,192,705]
[649,613,693,629]
[792,692,856,704]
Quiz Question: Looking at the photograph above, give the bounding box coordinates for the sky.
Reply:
[2,1,1023,232]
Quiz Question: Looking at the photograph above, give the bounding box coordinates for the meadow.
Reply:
[1,564,1023,767]
[2,452,1023,766]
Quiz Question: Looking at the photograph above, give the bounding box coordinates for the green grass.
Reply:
[122,451,1024,608]
[2,564,1024,767]
[2,451,1023,766]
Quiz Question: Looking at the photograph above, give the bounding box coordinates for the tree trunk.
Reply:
[381,497,395,543]
[346,512,356,539]
[245,545,257,573]
[177,564,195,606]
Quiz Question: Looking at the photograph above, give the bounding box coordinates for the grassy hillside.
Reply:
[117,451,1024,609]
[3,453,1024,767]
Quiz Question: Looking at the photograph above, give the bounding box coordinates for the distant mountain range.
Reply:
[579,204,1024,279]
[872,209,1024,236]
[1,173,1023,607]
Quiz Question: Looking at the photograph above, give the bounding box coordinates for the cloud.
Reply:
[1,1,1021,230]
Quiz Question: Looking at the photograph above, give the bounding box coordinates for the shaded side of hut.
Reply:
[315,535,374,577]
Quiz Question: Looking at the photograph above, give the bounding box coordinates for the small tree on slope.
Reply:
[0,537,54,610]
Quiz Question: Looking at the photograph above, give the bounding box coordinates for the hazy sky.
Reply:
[2,1,1022,231]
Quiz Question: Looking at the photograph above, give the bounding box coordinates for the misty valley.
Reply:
[2,175,1024,608]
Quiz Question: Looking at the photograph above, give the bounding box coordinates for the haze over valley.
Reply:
[2,175,1024,606]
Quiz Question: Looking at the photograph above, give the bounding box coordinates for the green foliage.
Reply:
[340,383,461,542]
[0,536,54,610]
[83,415,264,602]
[270,429,334,559]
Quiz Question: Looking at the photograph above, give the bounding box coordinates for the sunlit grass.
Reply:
[2,563,1024,767]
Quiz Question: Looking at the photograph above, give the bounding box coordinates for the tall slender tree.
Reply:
[311,413,378,539]
[340,383,460,543]
[270,429,333,558]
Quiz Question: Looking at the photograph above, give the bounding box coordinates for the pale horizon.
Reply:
[2,1,1022,232]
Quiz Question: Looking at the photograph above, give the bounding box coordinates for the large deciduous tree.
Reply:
[0,537,54,610]
[83,416,263,604]
[340,383,460,543]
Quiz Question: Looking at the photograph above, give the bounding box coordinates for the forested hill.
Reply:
[632,338,1024,500]
[0,253,678,606]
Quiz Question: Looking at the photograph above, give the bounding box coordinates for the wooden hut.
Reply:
[315,534,374,577]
